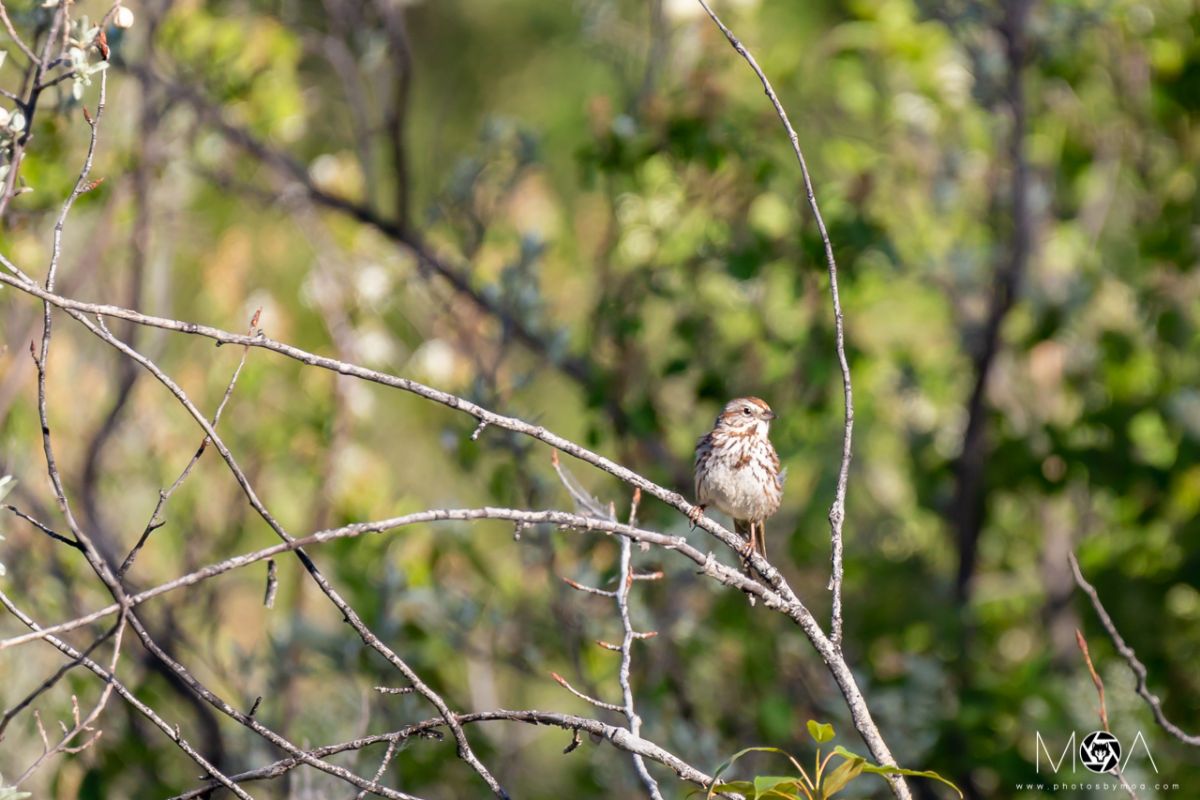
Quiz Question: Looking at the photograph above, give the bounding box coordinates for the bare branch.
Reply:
[1075,629,1109,733]
[1,503,83,550]
[0,2,38,63]
[615,488,663,799]
[693,0,855,655]
[0,592,254,800]
[562,575,617,598]
[0,506,779,653]
[118,309,259,576]
[1070,553,1200,747]
[550,672,626,713]
[13,612,127,785]
[172,709,730,800]
[354,736,400,800]
[1075,629,1139,799]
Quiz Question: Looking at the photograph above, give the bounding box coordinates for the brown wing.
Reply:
[768,441,783,490]
[693,432,713,501]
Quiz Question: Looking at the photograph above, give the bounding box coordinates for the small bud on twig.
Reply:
[632,570,664,581]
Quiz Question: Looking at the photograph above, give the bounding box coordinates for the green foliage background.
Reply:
[0,0,1198,797]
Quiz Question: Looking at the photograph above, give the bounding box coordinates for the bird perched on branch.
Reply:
[691,397,784,574]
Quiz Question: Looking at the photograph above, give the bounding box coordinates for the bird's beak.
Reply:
[764,410,777,421]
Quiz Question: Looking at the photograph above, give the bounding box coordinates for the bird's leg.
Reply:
[732,519,759,606]
[738,527,755,561]
[688,504,707,529]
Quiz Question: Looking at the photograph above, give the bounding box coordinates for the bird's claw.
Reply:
[687,505,706,530]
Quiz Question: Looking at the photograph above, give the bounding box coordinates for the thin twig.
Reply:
[13,612,127,785]
[0,592,254,800]
[353,737,400,800]
[1069,553,1200,746]
[615,488,664,799]
[1074,629,1139,799]
[0,614,120,738]
[118,308,261,576]
[550,672,625,713]
[693,0,855,653]
[692,5,905,796]
[1075,629,1109,732]
[561,576,617,598]
[0,1,38,63]
[169,708,730,800]
[1,503,83,550]
[0,507,779,653]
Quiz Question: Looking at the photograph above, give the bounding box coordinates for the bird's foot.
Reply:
[687,504,706,530]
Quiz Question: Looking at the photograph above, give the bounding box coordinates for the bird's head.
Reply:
[715,396,776,437]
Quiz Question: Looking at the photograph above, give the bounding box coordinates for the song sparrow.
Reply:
[691,397,784,568]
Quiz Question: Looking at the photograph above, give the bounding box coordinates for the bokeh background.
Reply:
[1,0,1198,797]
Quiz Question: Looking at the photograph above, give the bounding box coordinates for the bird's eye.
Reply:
[743,407,752,415]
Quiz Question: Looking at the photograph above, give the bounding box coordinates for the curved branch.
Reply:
[1070,553,1200,747]
[693,0,855,654]
[170,709,727,800]
[1,506,781,653]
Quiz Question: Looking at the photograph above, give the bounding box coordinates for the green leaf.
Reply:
[819,755,865,798]
[830,747,962,798]
[708,748,804,799]
[806,720,836,744]
[864,766,963,798]
[754,775,801,798]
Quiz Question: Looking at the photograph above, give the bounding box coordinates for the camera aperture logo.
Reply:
[1079,731,1121,773]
